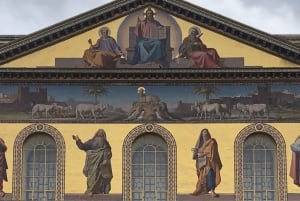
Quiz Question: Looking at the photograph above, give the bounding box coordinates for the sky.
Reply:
[0,0,299,35]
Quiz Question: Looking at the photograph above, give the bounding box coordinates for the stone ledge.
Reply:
[54,57,246,68]
[2,193,299,201]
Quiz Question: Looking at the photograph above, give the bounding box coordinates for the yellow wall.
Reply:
[1,7,299,196]
[1,123,300,194]
[1,13,299,68]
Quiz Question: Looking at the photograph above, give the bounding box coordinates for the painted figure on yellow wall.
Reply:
[191,128,222,197]
[0,138,8,197]
[129,7,169,68]
[125,86,176,121]
[82,27,124,68]
[72,129,113,196]
[290,135,300,186]
[179,27,221,68]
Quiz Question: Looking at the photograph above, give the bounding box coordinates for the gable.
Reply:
[0,0,299,68]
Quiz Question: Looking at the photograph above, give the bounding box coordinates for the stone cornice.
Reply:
[0,68,299,83]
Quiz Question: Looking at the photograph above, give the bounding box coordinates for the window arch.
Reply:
[132,133,168,201]
[234,123,287,201]
[123,124,177,201]
[243,133,276,200]
[13,123,65,201]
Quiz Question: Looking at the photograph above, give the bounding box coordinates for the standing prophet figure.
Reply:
[73,129,113,196]
[290,135,300,186]
[191,128,222,197]
[0,138,8,197]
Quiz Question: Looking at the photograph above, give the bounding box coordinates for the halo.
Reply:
[137,86,146,94]
[98,26,111,37]
[188,26,203,37]
[143,7,156,16]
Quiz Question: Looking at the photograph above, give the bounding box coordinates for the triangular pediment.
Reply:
[0,0,299,68]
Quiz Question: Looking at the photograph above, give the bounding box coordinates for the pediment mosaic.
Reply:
[0,0,299,68]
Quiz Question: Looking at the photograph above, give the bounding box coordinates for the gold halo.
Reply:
[188,26,203,37]
[98,26,111,37]
[143,7,156,15]
[137,86,146,94]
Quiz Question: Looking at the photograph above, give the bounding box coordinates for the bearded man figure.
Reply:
[83,27,124,68]
[179,27,221,68]
[191,128,222,198]
[129,7,169,68]
[73,129,113,196]
[0,138,8,197]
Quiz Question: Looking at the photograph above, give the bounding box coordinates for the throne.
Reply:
[126,26,173,64]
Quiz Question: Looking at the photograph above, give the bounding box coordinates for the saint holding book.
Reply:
[191,128,222,197]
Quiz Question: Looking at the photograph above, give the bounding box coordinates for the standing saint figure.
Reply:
[83,26,124,68]
[0,138,8,197]
[73,129,113,196]
[290,135,300,186]
[129,7,169,68]
[191,128,222,197]
[179,27,221,68]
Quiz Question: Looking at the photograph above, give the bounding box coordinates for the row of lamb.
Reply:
[31,103,109,119]
[191,102,268,120]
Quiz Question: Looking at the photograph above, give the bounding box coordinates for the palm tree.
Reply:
[83,86,108,104]
[194,85,218,103]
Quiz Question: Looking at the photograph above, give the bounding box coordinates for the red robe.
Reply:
[179,36,221,68]
[0,138,8,191]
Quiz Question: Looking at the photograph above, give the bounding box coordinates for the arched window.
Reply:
[243,133,276,201]
[132,133,168,201]
[23,133,57,201]
[123,124,177,201]
[13,123,65,201]
[235,123,287,201]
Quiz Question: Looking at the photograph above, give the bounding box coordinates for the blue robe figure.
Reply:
[129,7,169,68]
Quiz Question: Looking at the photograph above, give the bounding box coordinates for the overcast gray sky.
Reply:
[0,0,299,35]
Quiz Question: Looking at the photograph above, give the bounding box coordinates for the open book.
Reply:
[197,155,207,170]
[150,26,167,39]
